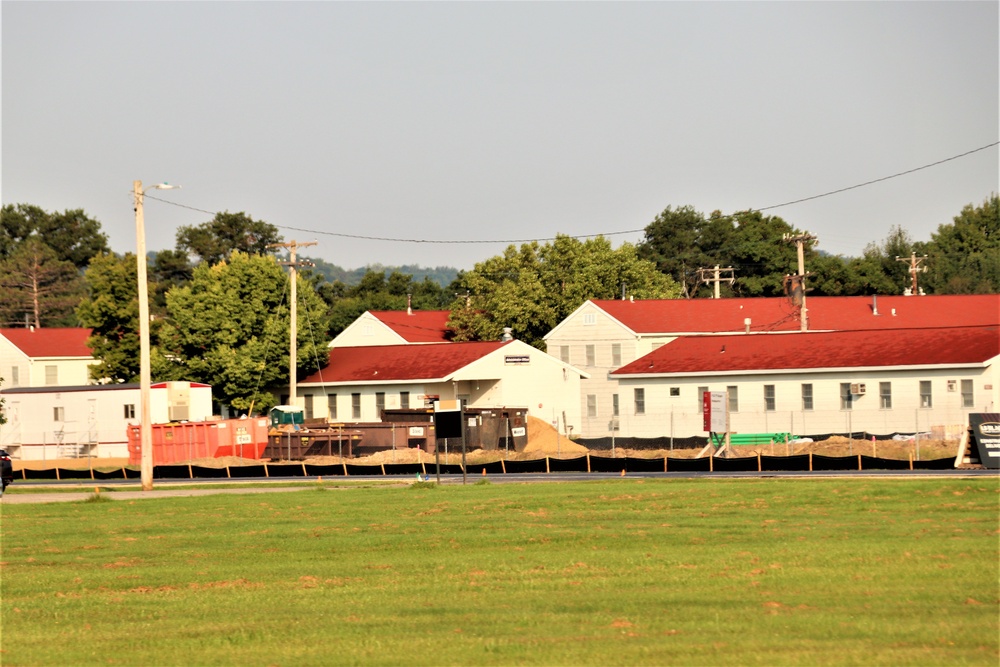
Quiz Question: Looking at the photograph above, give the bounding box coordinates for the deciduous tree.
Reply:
[175,211,283,266]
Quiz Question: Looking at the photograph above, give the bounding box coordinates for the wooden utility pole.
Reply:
[895,252,928,295]
[782,233,816,331]
[696,265,735,299]
[269,240,317,408]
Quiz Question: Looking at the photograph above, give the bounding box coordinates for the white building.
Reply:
[1,327,96,389]
[0,381,213,460]
[544,294,1000,438]
[609,326,999,440]
[329,310,452,347]
[297,339,588,436]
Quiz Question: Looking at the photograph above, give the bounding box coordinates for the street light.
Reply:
[133,180,180,491]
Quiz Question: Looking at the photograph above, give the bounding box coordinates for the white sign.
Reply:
[408,426,425,437]
[511,427,526,437]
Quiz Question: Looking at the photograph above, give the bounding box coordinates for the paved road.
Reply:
[2,469,995,504]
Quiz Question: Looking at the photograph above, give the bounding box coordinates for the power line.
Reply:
[142,140,999,246]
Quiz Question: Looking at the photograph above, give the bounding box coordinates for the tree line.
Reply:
[1,195,996,415]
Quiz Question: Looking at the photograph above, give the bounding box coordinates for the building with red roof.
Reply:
[329,310,453,347]
[0,327,96,389]
[297,339,588,431]
[544,294,1000,438]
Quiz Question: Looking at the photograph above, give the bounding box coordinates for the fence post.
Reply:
[757,452,761,472]
[545,456,550,474]
[857,454,862,471]
[808,452,813,472]
[500,459,506,475]
[586,453,591,473]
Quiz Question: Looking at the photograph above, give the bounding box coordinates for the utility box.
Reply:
[270,405,304,428]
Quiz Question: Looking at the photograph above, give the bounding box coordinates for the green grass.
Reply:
[1,479,997,666]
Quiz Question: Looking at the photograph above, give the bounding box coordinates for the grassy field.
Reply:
[1,478,997,666]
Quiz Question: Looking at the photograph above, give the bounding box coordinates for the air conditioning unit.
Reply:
[608,417,620,432]
[850,383,866,396]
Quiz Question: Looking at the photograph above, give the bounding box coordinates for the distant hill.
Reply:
[304,257,459,288]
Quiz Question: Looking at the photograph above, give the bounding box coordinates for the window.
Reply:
[585,344,595,366]
[698,386,709,411]
[879,382,892,409]
[583,312,596,325]
[45,365,58,386]
[727,386,739,413]
[304,394,314,420]
[124,404,136,419]
[587,394,597,418]
[611,344,622,367]
[375,392,386,416]
[327,394,337,420]
[634,388,645,415]
[362,324,374,336]
[352,393,361,420]
[763,385,775,411]
[801,384,813,411]
[559,346,570,364]
[961,380,974,408]
[920,381,932,408]
[670,387,680,397]
[612,393,619,417]
[401,391,410,410]
[54,406,65,422]
[10,367,18,387]
[840,383,853,410]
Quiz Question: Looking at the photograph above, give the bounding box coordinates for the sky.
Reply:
[3,1,997,272]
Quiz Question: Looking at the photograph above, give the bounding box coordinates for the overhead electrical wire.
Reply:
[142,140,999,246]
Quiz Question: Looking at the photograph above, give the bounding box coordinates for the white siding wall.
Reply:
[614,364,998,440]
[329,313,405,348]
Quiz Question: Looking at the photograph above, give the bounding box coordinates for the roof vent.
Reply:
[501,327,513,342]
[744,317,751,334]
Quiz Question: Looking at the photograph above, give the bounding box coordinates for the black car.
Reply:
[0,449,13,494]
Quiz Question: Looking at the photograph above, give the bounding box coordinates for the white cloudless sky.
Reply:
[3,1,997,271]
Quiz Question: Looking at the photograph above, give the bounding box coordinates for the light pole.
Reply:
[133,180,180,491]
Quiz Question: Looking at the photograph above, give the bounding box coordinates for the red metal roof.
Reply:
[591,294,1000,335]
[611,326,1000,376]
[300,341,508,384]
[0,327,93,358]
[369,310,453,342]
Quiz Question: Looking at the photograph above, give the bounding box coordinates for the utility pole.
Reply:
[782,233,816,332]
[269,240,317,408]
[695,265,735,298]
[895,252,928,295]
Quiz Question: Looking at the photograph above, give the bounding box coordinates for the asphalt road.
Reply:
[2,469,996,504]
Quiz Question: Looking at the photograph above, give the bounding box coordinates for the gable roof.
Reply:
[0,327,93,358]
[300,341,509,384]
[368,310,452,343]
[583,294,1000,336]
[611,325,1000,377]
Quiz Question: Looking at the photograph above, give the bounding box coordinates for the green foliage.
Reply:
[306,258,458,288]
[923,194,1000,293]
[175,211,283,266]
[0,237,85,327]
[324,269,450,338]
[0,203,109,269]
[156,252,328,415]
[1,480,995,666]
[450,235,680,347]
[76,253,143,383]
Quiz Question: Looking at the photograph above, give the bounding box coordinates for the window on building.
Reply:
[585,344,595,366]
[375,392,385,416]
[698,386,709,411]
[727,386,739,413]
[401,391,410,410]
[840,383,853,410]
[879,382,892,409]
[612,393,619,417]
[352,393,361,420]
[45,365,58,386]
[327,394,337,420]
[801,384,813,411]
[634,388,645,415]
[10,367,18,387]
[764,385,775,411]
[583,312,596,325]
[961,379,974,408]
[920,381,932,408]
[124,404,135,419]
[54,406,65,422]
[304,394,314,420]
[587,394,597,418]
[670,387,680,397]
[611,343,622,367]
[560,346,570,364]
